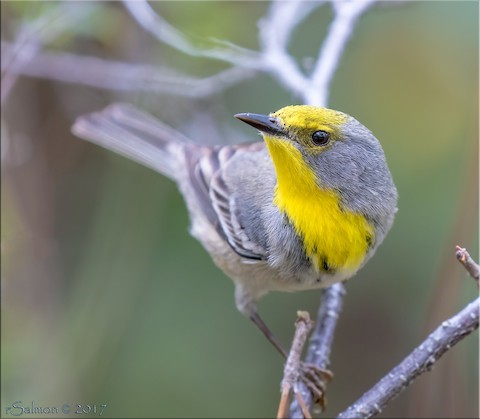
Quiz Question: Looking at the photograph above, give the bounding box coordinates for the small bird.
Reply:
[72,104,397,359]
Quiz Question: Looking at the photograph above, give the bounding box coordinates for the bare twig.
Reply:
[456,245,479,284]
[259,0,324,97]
[277,311,314,419]
[123,0,372,106]
[337,297,479,419]
[2,1,259,99]
[306,0,376,106]
[1,42,255,97]
[122,0,261,68]
[337,250,480,419]
[290,283,345,417]
[294,393,312,419]
[3,0,371,108]
[1,3,95,103]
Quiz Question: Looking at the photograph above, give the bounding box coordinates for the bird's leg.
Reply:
[250,309,333,409]
[235,286,289,359]
[236,287,332,401]
[249,310,288,359]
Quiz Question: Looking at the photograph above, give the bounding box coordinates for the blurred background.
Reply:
[1,1,478,418]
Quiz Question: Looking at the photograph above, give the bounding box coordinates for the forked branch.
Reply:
[336,248,479,419]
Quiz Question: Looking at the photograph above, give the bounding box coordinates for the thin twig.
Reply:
[259,0,324,97]
[1,3,95,104]
[337,250,480,418]
[1,42,255,97]
[456,245,479,284]
[337,297,479,419]
[305,0,376,106]
[290,283,345,417]
[122,0,261,68]
[294,391,312,419]
[277,311,314,419]
[277,387,291,419]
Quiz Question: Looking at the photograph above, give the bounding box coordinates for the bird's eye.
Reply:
[311,130,330,146]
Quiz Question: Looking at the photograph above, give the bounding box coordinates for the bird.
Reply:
[72,103,398,360]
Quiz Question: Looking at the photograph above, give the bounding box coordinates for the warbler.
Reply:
[72,104,397,357]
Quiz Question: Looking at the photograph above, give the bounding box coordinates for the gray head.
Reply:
[236,105,398,222]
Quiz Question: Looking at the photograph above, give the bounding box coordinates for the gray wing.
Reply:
[190,142,275,261]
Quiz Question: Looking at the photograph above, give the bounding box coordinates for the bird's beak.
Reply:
[235,113,286,137]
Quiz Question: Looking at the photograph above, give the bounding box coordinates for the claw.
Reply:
[298,362,333,410]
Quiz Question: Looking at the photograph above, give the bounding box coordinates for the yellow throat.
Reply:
[265,136,374,274]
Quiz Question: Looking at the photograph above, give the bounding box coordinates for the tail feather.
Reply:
[72,103,188,180]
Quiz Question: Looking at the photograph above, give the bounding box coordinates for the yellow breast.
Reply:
[265,136,373,274]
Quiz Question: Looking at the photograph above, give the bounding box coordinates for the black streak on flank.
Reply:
[321,257,335,274]
[366,234,373,249]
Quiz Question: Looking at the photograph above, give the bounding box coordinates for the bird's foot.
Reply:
[299,362,333,410]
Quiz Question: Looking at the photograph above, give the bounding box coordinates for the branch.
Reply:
[337,249,480,419]
[3,0,372,107]
[337,297,479,418]
[122,0,261,68]
[289,283,345,416]
[1,42,255,98]
[305,0,376,106]
[277,311,314,419]
[1,3,96,103]
[2,2,259,98]
[456,245,479,284]
[259,0,324,97]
